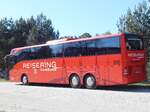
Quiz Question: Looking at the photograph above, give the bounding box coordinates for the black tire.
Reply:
[21,75,28,85]
[69,75,81,88]
[84,75,96,89]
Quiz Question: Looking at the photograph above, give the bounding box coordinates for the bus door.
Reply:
[4,55,17,80]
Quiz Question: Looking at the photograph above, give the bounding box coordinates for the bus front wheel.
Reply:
[69,74,81,88]
[21,75,28,85]
[84,75,96,89]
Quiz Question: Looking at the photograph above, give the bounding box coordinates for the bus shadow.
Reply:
[97,84,150,93]
[18,83,69,88]
[17,83,150,93]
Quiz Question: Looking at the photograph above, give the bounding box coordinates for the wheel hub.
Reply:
[86,77,94,87]
[72,76,78,86]
[22,76,27,84]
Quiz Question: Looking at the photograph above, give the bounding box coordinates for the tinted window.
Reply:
[17,48,30,61]
[37,46,50,59]
[64,42,81,57]
[85,40,96,56]
[29,45,63,59]
[29,47,43,59]
[17,46,50,60]
[49,44,63,58]
[81,41,86,56]
[96,36,120,54]
[15,44,63,61]
[126,34,144,50]
[4,55,17,70]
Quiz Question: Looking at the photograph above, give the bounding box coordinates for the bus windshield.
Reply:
[126,34,144,51]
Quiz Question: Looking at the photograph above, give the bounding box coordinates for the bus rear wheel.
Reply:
[84,75,96,89]
[69,74,81,88]
[21,75,28,85]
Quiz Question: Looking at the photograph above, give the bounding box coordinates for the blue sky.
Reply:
[0,0,143,36]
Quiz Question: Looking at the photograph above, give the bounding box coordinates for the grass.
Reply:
[0,78,9,82]
[130,81,150,87]
[147,62,150,81]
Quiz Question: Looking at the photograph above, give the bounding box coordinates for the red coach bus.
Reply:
[6,33,147,89]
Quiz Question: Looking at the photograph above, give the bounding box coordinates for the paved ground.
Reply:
[0,82,150,112]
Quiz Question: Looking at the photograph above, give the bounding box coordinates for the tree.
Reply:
[26,13,59,45]
[79,33,92,38]
[102,31,112,35]
[117,0,150,35]
[0,14,59,71]
[117,0,150,61]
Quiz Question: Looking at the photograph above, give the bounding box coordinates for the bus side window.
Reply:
[49,44,63,58]
[29,47,39,60]
[64,42,81,57]
[17,49,30,62]
[106,37,120,54]
[96,36,120,55]
[86,40,96,56]
[38,46,50,59]
[96,39,106,55]
[81,41,86,56]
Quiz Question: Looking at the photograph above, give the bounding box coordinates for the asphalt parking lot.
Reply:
[0,82,150,112]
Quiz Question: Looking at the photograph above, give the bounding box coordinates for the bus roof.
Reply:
[58,33,122,44]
